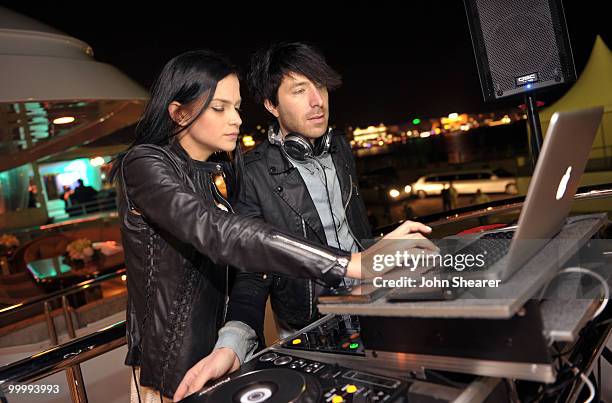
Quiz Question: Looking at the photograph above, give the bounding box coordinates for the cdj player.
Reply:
[180,314,507,403]
[179,350,408,402]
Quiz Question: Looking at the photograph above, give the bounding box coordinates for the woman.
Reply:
[113,50,433,401]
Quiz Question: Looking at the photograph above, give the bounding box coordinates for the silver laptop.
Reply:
[440,106,604,282]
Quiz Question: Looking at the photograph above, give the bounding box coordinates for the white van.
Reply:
[410,170,517,198]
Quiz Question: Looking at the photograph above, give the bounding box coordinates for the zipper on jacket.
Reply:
[270,234,338,263]
[223,265,229,323]
[302,218,314,319]
[209,172,234,213]
[209,172,233,322]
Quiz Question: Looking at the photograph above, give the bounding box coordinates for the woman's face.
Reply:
[175,74,242,161]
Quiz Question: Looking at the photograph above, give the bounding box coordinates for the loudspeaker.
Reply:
[464,0,576,102]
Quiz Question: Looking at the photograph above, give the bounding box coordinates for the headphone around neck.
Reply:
[268,123,332,162]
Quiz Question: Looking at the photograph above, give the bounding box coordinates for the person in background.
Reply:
[471,188,491,225]
[441,183,451,211]
[71,179,98,205]
[448,181,458,210]
[61,185,73,208]
[471,188,490,205]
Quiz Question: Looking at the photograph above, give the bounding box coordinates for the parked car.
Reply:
[358,167,412,203]
[410,170,517,198]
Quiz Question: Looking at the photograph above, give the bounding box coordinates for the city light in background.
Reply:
[347,110,524,151]
[89,156,105,167]
[238,109,526,152]
[52,116,75,124]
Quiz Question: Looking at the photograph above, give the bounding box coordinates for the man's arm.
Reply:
[225,270,272,348]
[225,168,274,356]
[234,164,264,219]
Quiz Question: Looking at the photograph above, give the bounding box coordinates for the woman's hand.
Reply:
[346,220,438,279]
[173,347,240,401]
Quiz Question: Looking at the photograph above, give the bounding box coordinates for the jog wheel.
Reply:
[184,368,321,403]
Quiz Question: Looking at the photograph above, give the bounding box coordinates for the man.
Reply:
[71,179,98,205]
[448,181,458,210]
[442,183,451,211]
[237,42,375,336]
[471,189,491,225]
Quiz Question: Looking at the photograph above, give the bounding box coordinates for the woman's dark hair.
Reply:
[248,42,342,106]
[111,50,243,202]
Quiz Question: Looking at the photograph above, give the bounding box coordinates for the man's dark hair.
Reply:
[248,42,342,106]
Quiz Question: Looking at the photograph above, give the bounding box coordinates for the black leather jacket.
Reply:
[235,131,372,329]
[117,141,350,397]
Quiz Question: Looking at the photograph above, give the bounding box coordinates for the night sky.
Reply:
[3,1,609,131]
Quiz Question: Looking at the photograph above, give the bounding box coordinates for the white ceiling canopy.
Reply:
[0,6,148,172]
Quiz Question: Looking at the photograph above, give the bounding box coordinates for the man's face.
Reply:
[265,72,329,140]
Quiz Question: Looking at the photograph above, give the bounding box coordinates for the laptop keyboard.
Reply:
[437,230,514,271]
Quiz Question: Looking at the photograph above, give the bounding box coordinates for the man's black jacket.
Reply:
[235,131,372,329]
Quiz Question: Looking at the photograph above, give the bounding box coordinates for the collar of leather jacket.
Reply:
[168,139,227,174]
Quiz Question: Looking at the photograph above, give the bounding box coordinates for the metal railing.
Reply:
[64,196,117,218]
[0,267,126,317]
[0,321,127,402]
[0,267,126,402]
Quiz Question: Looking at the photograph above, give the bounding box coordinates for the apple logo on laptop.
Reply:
[556,166,572,200]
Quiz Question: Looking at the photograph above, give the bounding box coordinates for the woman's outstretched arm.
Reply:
[121,146,350,281]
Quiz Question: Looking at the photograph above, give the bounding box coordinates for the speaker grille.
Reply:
[465,0,575,101]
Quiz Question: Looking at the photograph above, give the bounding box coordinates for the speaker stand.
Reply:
[524,92,544,170]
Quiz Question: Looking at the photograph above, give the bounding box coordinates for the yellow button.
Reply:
[331,395,344,403]
[346,384,358,394]
[292,338,302,345]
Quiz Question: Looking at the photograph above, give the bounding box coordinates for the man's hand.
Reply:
[173,347,240,402]
[347,220,438,279]
[384,220,433,238]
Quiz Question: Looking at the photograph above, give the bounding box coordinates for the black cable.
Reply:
[551,342,575,360]
[523,358,583,403]
[310,156,347,288]
[589,372,600,403]
[597,358,601,403]
[423,369,467,388]
[596,318,612,329]
[311,157,342,250]
[526,308,611,403]
[528,368,580,402]
[132,366,142,403]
